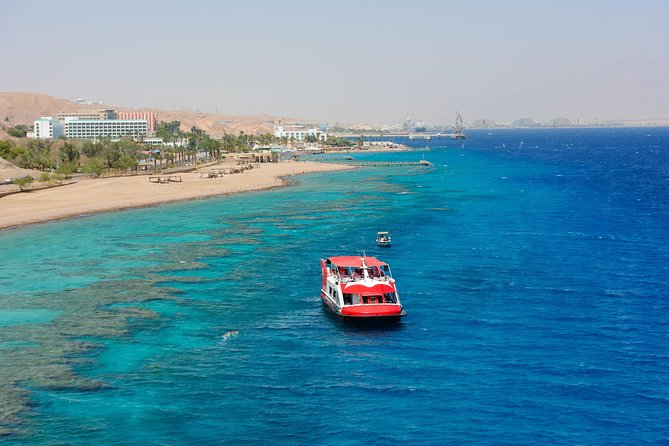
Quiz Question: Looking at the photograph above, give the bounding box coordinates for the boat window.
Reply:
[362,295,383,304]
[368,267,381,278]
[343,293,353,305]
[383,292,397,303]
[381,265,392,278]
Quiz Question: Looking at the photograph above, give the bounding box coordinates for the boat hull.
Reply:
[321,293,405,320]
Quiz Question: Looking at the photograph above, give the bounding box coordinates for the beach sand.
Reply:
[0,161,352,230]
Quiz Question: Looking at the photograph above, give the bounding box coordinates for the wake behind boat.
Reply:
[320,255,405,320]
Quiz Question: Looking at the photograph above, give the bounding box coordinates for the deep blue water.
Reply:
[1,128,668,445]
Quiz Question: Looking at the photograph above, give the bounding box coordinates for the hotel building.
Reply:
[57,109,117,121]
[117,112,157,133]
[28,117,65,139]
[64,119,149,140]
[273,125,327,141]
[29,107,156,140]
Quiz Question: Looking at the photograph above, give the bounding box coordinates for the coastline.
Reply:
[0,161,353,231]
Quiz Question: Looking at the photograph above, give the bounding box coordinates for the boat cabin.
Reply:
[325,256,393,281]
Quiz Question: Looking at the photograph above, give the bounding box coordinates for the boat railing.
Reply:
[331,268,391,283]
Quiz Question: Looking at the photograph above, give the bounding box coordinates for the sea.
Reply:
[1,127,668,445]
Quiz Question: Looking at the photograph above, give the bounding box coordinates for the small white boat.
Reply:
[376,231,391,247]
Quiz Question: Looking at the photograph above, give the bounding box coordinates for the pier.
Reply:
[306,159,432,167]
[331,131,465,141]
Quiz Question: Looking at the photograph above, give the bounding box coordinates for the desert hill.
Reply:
[0,92,103,126]
[0,156,43,181]
[0,92,307,137]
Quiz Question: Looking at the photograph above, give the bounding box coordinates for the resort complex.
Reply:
[273,123,328,141]
[28,110,158,140]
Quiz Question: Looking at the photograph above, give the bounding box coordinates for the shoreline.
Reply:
[0,161,353,232]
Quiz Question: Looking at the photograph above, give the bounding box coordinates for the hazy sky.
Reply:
[3,0,668,125]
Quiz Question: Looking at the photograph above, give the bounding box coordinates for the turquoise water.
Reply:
[1,128,668,444]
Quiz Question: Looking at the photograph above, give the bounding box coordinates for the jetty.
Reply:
[307,159,432,167]
[343,160,431,167]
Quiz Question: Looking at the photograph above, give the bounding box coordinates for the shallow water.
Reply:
[1,128,668,444]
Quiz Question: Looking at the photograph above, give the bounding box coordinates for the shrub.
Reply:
[15,176,34,191]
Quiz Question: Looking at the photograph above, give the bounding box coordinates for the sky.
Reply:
[2,0,668,125]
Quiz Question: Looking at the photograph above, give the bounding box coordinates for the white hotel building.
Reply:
[28,117,65,139]
[29,117,149,140]
[274,125,327,141]
[64,119,149,140]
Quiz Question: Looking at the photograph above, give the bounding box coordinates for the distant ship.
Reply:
[414,122,427,132]
[405,112,428,133]
[449,112,467,140]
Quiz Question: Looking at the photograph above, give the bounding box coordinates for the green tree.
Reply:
[15,176,34,191]
[221,134,237,153]
[237,131,251,152]
[7,125,29,138]
[8,145,28,161]
[82,157,105,177]
[162,147,176,167]
[187,126,206,151]
[21,139,53,170]
[56,162,77,179]
[257,133,275,146]
[324,136,352,147]
[116,153,138,171]
[60,141,80,163]
[153,151,164,171]
[98,139,120,170]
[156,121,183,140]
[200,136,220,160]
[0,140,13,158]
[81,140,101,158]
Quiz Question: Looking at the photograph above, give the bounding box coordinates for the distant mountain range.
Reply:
[2,93,667,139]
[472,116,669,129]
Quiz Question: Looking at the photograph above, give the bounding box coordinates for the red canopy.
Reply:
[342,282,396,294]
[326,256,387,268]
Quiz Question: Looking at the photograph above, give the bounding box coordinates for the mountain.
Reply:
[511,117,541,127]
[0,92,300,137]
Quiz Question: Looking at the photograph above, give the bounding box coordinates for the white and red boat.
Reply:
[320,255,406,320]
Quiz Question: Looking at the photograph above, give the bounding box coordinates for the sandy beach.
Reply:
[0,161,351,230]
